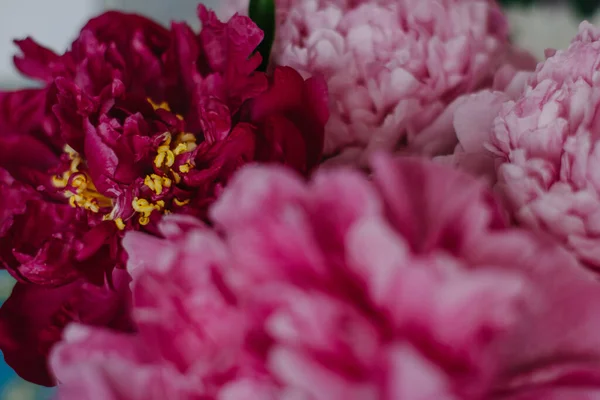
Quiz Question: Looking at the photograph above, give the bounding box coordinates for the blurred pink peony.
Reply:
[220,0,529,165]
[449,22,600,269]
[49,155,600,399]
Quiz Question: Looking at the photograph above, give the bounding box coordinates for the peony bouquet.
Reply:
[2,0,600,398]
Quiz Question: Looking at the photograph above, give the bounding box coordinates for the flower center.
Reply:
[51,100,197,230]
[132,131,196,226]
[153,132,197,177]
[51,146,114,213]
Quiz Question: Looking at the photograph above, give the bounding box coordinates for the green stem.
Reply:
[249,0,276,72]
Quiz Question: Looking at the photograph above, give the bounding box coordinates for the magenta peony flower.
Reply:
[449,22,600,270]
[48,155,600,399]
[0,9,172,284]
[0,5,327,385]
[221,0,520,166]
[1,5,327,285]
[0,12,166,385]
[0,270,133,387]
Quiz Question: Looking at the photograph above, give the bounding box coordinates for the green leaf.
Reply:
[572,0,599,18]
[249,0,276,72]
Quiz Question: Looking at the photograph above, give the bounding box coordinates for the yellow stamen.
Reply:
[132,198,153,213]
[54,142,198,226]
[173,198,190,206]
[148,132,196,189]
[114,218,126,230]
[162,133,173,146]
[179,163,192,173]
[68,195,78,208]
[147,98,185,120]
[173,143,188,155]
[144,176,156,191]
[172,172,181,184]
[71,174,87,189]
[178,133,196,143]
[54,128,200,225]
[147,98,171,112]
[132,198,166,225]
[87,202,100,213]
[153,151,166,168]
[70,157,81,173]
[165,150,175,167]
[65,145,78,159]
[144,174,172,195]
[154,144,175,168]
[51,173,69,188]
[53,148,113,214]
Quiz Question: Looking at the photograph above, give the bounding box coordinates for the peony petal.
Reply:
[454,91,510,153]
[0,270,131,387]
[12,38,66,82]
[371,153,505,254]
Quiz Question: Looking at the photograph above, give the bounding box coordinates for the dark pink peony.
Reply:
[0,12,171,385]
[0,5,326,386]
[0,270,133,387]
[0,9,172,283]
[42,5,326,278]
[49,155,600,399]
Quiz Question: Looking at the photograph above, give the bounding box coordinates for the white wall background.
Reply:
[506,4,600,60]
[0,0,104,87]
[105,0,219,27]
[0,0,219,88]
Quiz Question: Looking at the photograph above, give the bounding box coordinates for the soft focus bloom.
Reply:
[450,22,600,270]
[49,155,600,399]
[0,6,327,385]
[221,0,521,165]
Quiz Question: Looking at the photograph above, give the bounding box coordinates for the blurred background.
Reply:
[2,0,599,89]
[0,0,599,398]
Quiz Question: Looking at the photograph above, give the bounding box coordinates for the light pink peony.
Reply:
[49,155,600,399]
[220,0,528,166]
[449,22,600,269]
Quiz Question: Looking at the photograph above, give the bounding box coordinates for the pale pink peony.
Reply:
[220,0,529,166]
[435,89,515,183]
[449,22,600,269]
[49,155,600,399]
